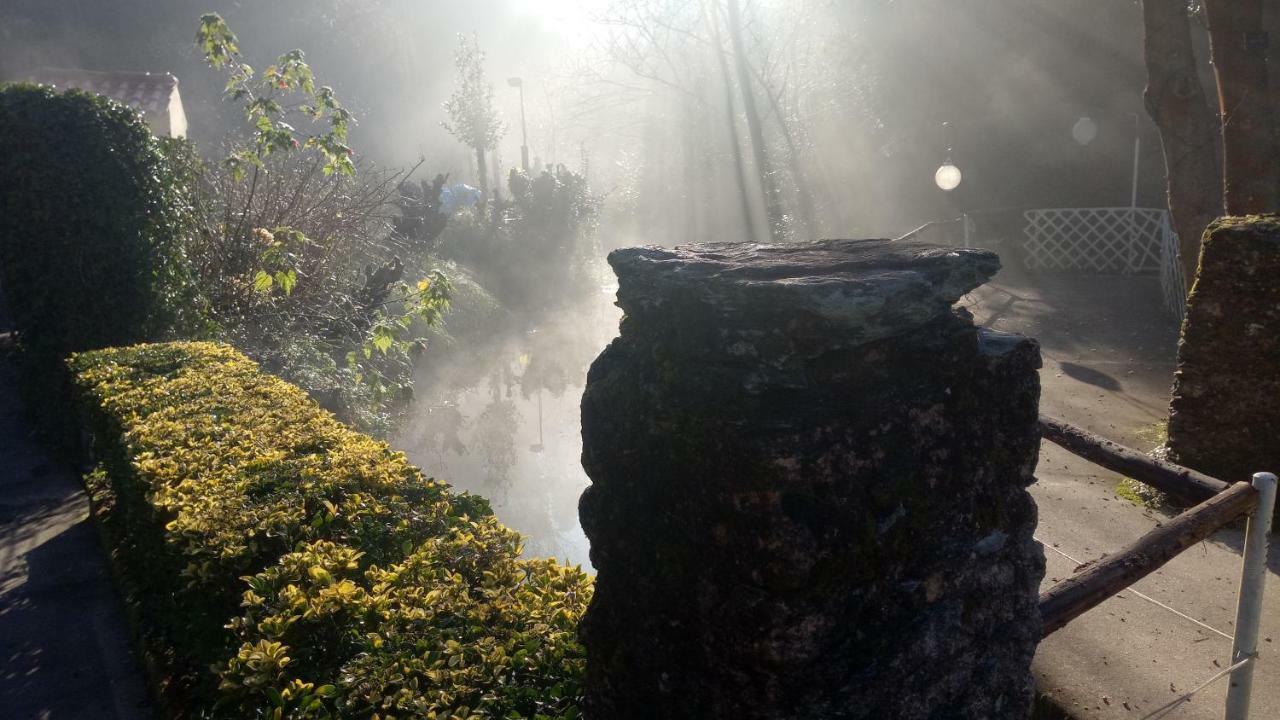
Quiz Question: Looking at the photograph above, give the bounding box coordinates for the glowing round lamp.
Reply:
[935,162,962,192]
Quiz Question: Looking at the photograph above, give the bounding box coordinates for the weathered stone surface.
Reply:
[579,239,1044,719]
[1168,215,1280,484]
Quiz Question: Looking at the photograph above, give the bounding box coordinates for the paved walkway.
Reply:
[967,270,1279,719]
[0,333,149,718]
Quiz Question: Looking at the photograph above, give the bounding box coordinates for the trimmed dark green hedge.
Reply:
[72,342,590,718]
[0,83,197,359]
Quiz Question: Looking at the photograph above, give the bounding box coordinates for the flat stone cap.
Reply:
[609,239,999,347]
[1206,213,1280,242]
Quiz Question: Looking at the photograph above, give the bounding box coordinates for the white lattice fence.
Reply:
[1023,207,1169,272]
[1157,213,1187,323]
[1022,207,1186,320]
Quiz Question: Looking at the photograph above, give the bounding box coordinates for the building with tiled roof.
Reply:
[27,68,188,138]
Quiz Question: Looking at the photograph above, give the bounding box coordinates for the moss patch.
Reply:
[1113,420,1175,509]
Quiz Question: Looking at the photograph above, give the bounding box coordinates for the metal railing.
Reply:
[894,214,974,247]
[1156,211,1189,325]
[1037,415,1275,719]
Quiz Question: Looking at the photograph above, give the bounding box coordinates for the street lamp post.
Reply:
[935,121,962,192]
[507,77,529,171]
[542,79,557,166]
[933,121,967,246]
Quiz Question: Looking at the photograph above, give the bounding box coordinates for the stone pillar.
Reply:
[1168,215,1280,483]
[579,239,1045,720]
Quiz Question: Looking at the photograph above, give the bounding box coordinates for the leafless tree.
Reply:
[443,33,505,213]
[725,0,783,239]
[701,0,763,242]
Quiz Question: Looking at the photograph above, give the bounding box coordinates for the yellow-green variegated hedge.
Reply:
[71,342,591,719]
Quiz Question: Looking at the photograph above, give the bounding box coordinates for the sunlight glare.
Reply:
[511,0,598,40]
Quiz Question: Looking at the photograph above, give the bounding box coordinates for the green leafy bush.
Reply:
[438,166,600,316]
[72,341,590,718]
[185,15,450,434]
[0,83,197,358]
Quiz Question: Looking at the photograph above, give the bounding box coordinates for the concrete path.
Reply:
[967,270,1279,719]
[0,333,150,718]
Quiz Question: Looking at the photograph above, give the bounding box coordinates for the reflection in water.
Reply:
[395,286,619,571]
[474,397,518,490]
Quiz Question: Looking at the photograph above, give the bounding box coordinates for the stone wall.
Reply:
[578,239,1045,719]
[1168,215,1280,484]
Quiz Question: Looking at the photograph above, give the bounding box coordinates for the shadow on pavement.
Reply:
[1057,361,1122,391]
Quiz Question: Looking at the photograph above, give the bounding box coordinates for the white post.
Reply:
[1224,472,1277,720]
[1128,114,1142,271]
[1130,128,1141,209]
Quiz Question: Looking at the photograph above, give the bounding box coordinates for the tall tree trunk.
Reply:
[475,145,489,220]
[1142,0,1223,287]
[1204,0,1277,214]
[1265,1,1280,168]
[682,96,702,241]
[751,62,819,240]
[702,0,761,243]
[777,120,818,240]
[696,79,719,240]
[725,0,784,240]
[491,153,502,204]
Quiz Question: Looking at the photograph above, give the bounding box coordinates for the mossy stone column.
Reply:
[1168,215,1280,483]
[579,239,1045,719]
